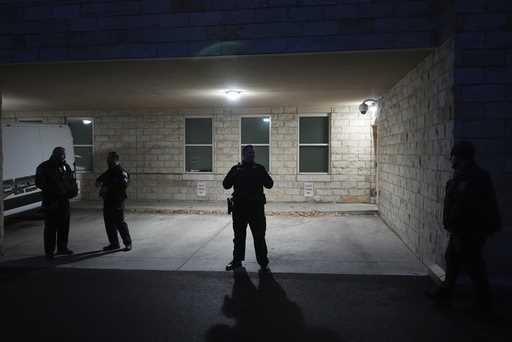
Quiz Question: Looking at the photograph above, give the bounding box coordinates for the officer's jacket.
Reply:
[35,158,78,207]
[223,162,273,204]
[443,163,501,235]
[96,164,129,203]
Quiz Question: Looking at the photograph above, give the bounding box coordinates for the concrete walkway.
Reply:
[72,199,378,216]
[1,209,425,276]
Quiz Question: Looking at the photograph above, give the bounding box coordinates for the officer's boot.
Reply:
[225,260,243,271]
[425,284,453,307]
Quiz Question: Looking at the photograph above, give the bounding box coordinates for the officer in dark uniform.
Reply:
[96,151,132,251]
[223,145,274,272]
[36,147,78,259]
[428,141,501,310]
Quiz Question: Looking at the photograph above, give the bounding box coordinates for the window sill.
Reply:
[183,173,216,181]
[296,174,331,182]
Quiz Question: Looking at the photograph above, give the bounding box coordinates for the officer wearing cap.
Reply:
[427,141,501,311]
[36,147,78,258]
[96,152,132,251]
[223,145,274,272]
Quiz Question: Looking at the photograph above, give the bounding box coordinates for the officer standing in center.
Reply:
[96,151,132,251]
[223,144,274,272]
[36,147,78,259]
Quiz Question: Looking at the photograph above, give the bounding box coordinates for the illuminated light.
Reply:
[369,104,378,116]
[82,119,92,125]
[225,90,242,101]
[262,117,271,123]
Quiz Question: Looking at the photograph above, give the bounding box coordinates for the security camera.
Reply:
[359,98,380,115]
[359,103,369,115]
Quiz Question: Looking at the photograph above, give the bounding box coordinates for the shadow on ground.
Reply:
[206,269,342,342]
[0,267,511,341]
[0,249,123,268]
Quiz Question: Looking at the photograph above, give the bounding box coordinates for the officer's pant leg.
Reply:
[249,206,269,267]
[103,206,120,246]
[465,237,491,306]
[232,209,248,263]
[44,210,58,255]
[443,236,460,294]
[114,205,131,246]
[56,202,70,251]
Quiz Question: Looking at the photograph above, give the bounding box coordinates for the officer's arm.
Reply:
[64,163,76,180]
[108,168,128,188]
[261,167,273,189]
[96,171,107,187]
[442,181,451,231]
[117,169,129,189]
[123,170,130,188]
[482,173,501,233]
[223,166,237,189]
[35,165,61,196]
[35,165,47,191]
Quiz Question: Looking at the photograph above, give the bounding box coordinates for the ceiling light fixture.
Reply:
[82,119,92,125]
[225,90,242,101]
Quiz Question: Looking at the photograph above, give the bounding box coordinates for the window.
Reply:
[299,115,329,173]
[67,118,94,172]
[185,117,213,172]
[241,116,271,171]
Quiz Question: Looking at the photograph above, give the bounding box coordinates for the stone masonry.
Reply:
[378,0,512,276]
[0,0,436,63]
[2,106,376,204]
[452,0,512,276]
[377,39,454,269]
[0,95,3,254]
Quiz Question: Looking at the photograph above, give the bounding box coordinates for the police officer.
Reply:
[428,141,501,311]
[223,145,273,272]
[96,152,132,251]
[36,147,78,259]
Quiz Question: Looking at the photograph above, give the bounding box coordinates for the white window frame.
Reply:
[298,113,330,174]
[184,116,214,174]
[66,117,95,173]
[239,115,272,173]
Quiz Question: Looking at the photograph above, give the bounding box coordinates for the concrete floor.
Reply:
[1,209,425,275]
[4,211,511,342]
[3,268,511,342]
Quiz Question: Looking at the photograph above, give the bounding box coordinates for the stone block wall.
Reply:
[452,0,512,276]
[376,1,512,277]
[2,106,375,203]
[377,39,454,268]
[0,0,436,63]
[0,95,3,254]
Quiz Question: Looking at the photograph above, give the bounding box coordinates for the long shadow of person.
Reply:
[0,249,122,269]
[205,269,343,342]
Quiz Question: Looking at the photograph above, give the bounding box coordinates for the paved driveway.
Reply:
[1,210,426,275]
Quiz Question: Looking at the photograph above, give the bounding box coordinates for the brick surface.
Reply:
[377,39,454,268]
[452,3,512,274]
[0,0,435,63]
[3,107,375,203]
[0,97,3,252]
